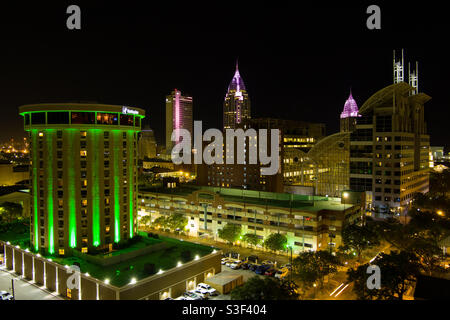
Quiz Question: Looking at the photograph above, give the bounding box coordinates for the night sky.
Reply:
[1,2,448,149]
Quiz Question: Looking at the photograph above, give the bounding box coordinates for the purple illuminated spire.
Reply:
[340,90,360,119]
[227,59,246,92]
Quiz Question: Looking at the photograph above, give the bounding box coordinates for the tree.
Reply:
[242,233,261,248]
[263,233,287,253]
[0,202,23,224]
[230,276,299,300]
[152,216,168,229]
[341,222,380,262]
[293,251,341,288]
[347,251,421,300]
[218,223,241,244]
[167,213,188,231]
[139,215,151,227]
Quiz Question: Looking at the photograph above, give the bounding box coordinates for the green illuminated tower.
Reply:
[19,103,145,255]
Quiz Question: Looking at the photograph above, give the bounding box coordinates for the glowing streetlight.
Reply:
[130,278,137,285]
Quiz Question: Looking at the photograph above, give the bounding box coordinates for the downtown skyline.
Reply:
[0,3,449,149]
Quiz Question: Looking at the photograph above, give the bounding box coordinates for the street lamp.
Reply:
[342,192,349,210]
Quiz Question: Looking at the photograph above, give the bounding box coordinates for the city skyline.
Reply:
[0,3,449,150]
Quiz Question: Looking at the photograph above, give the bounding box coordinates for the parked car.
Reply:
[280,263,292,270]
[261,260,276,266]
[226,259,240,267]
[255,264,271,275]
[197,283,218,296]
[249,264,260,272]
[241,263,250,270]
[184,291,204,300]
[221,258,232,265]
[229,261,243,269]
[275,267,290,280]
[189,289,208,299]
[264,268,277,276]
[247,255,259,263]
[0,291,13,300]
[174,296,187,300]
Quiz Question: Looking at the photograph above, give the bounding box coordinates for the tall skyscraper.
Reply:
[340,90,361,132]
[19,103,145,255]
[165,89,193,155]
[223,61,251,130]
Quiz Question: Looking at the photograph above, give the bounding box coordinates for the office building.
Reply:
[165,89,193,155]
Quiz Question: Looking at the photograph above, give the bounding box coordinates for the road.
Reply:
[0,267,62,300]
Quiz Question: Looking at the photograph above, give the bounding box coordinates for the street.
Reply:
[0,267,62,300]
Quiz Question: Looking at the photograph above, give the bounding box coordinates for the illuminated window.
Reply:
[81,247,88,253]
[38,132,44,137]
[80,131,87,137]
[67,288,72,298]
[82,199,88,207]
[59,249,65,255]
[80,150,87,157]
[105,226,110,233]
[82,180,87,187]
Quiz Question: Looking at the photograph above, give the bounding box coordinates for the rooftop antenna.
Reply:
[393,49,404,84]
[409,61,419,95]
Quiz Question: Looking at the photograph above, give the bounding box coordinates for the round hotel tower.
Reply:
[19,103,145,255]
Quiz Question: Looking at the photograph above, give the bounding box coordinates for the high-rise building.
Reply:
[223,61,251,130]
[165,89,193,155]
[349,80,430,213]
[19,103,145,255]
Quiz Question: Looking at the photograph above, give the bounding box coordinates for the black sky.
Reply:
[1,2,449,149]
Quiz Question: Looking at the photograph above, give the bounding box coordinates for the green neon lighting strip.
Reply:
[128,131,134,238]
[31,130,39,251]
[113,130,121,243]
[46,130,55,254]
[90,129,101,247]
[67,129,77,248]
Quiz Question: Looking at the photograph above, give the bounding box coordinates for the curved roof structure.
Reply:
[358,82,412,115]
[340,91,360,119]
[306,132,350,160]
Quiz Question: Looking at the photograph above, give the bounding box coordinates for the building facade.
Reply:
[19,103,145,255]
[349,82,430,212]
[138,186,361,254]
[138,124,157,160]
[165,89,193,155]
[223,62,251,130]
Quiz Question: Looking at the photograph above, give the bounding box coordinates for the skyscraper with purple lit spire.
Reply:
[340,90,360,132]
[223,61,251,130]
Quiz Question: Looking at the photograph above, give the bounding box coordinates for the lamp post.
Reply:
[342,192,349,210]
[286,245,293,283]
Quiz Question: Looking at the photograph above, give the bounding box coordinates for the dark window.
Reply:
[47,112,69,124]
[135,117,140,127]
[120,114,134,126]
[25,114,30,125]
[376,115,392,132]
[31,112,46,125]
[71,112,95,124]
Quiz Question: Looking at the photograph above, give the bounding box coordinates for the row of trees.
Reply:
[145,213,188,232]
[217,223,289,252]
